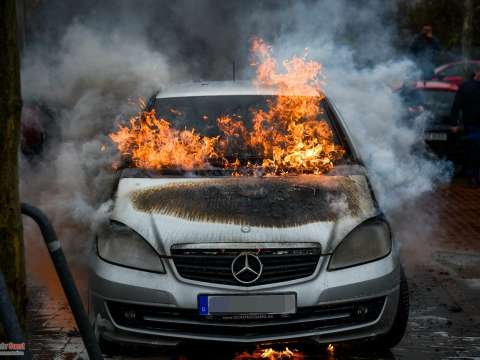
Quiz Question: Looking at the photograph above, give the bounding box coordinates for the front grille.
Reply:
[170,247,321,286]
[107,297,385,339]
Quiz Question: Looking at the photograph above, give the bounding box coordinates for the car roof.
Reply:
[156,81,323,99]
[414,80,458,92]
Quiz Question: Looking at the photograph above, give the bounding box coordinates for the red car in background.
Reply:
[433,60,480,86]
[398,80,462,162]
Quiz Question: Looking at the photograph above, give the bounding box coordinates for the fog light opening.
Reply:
[355,305,369,319]
[124,310,136,320]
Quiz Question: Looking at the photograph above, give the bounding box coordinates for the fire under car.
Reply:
[89,81,409,353]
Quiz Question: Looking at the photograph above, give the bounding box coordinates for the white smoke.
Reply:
[253,0,452,211]
[20,22,172,292]
[20,0,451,283]
[326,61,451,210]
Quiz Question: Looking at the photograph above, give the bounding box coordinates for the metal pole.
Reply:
[0,270,32,359]
[21,203,103,360]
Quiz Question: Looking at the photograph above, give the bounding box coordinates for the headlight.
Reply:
[328,219,391,271]
[97,222,165,273]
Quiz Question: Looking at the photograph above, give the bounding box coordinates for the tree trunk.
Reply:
[16,0,27,53]
[0,0,26,337]
[462,0,474,60]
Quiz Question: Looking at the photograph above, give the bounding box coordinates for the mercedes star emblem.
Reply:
[231,252,263,284]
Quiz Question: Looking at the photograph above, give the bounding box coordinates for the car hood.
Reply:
[111,175,378,255]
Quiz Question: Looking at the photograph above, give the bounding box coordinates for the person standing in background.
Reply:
[410,25,441,80]
[451,65,480,187]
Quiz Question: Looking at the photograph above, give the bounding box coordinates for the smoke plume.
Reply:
[20,0,451,289]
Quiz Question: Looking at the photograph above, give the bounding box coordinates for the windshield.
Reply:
[439,63,478,78]
[154,95,349,151]
[156,95,341,130]
[113,94,353,176]
[154,95,268,138]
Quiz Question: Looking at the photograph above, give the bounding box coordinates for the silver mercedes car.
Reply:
[89,81,409,353]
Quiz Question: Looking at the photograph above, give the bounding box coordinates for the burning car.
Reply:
[89,40,408,353]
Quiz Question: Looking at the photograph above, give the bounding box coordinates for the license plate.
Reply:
[425,132,447,141]
[198,293,296,316]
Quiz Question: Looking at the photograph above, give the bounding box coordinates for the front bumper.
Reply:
[89,251,400,346]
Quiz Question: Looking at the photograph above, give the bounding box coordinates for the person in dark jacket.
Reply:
[451,65,480,186]
[410,25,441,80]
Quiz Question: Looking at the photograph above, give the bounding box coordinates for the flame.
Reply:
[109,38,344,175]
[261,347,296,359]
[109,111,219,170]
[234,347,304,360]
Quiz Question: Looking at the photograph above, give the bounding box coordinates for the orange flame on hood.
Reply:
[109,38,344,175]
